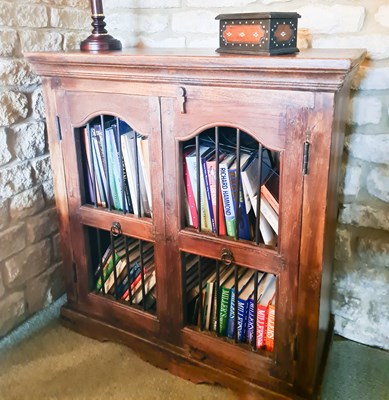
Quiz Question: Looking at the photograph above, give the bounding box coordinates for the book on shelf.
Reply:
[219,153,236,237]
[185,146,214,232]
[183,148,197,228]
[255,274,276,349]
[265,295,276,352]
[227,269,255,341]
[205,152,227,236]
[227,153,251,240]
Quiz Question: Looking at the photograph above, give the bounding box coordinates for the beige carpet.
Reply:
[0,318,237,400]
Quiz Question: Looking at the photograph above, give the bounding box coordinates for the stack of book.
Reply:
[183,140,279,245]
[81,118,152,217]
[95,236,156,311]
[185,256,276,352]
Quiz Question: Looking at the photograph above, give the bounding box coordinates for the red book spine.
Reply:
[265,304,275,352]
[121,269,145,300]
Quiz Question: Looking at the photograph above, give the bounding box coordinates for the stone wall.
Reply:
[0,0,90,337]
[1,0,388,349]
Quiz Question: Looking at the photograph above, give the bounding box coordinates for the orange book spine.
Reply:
[256,304,267,349]
[265,304,275,352]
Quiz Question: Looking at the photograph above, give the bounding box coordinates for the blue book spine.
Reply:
[227,289,235,339]
[115,262,141,298]
[201,157,216,232]
[246,298,255,344]
[237,298,248,342]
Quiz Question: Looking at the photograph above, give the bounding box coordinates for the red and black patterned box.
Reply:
[216,12,300,55]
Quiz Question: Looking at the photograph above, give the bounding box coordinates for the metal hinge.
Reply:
[72,262,77,283]
[293,335,299,361]
[55,115,62,141]
[302,141,310,175]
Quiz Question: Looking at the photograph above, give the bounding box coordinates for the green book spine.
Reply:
[225,219,236,237]
[96,252,120,290]
[219,287,231,336]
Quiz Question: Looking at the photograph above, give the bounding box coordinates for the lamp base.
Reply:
[81,34,122,52]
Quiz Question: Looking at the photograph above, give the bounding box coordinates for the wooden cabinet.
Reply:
[27,48,365,400]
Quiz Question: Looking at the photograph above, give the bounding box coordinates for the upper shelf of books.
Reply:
[182,127,280,248]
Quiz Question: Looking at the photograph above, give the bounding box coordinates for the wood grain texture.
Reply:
[27,48,365,400]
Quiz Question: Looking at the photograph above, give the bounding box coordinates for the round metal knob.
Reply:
[110,221,122,237]
[220,248,234,266]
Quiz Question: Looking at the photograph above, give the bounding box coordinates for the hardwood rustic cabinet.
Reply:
[27,48,365,400]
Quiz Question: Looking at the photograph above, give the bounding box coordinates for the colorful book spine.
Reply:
[227,290,250,342]
[265,303,275,352]
[218,286,231,336]
[246,298,255,344]
[183,152,198,229]
[256,304,268,349]
[96,252,120,291]
[206,159,227,236]
[201,157,216,232]
[219,162,236,237]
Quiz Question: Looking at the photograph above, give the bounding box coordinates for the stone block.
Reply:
[0,59,39,86]
[25,263,64,315]
[172,11,218,34]
[63,32,88,51]
[339,203,389,231]
[3,238,52,288]
[14,121,46,161]
[366,167,389,203]
[14,4,48,28]
[0,272,5,299]
[42,179,55,204]
[105,0,180,7]
[0,291,26,337]
[50,8,91,30]
[0,162,33,198]
[10,186,46,220]
[52,233,63,262]
[106,13,168,34]
[27,207,58,244]
[32,88,45,120]
[297,4,365,34]
[0,2,13,27]
[0,91,28,126]
[350,95,382,126]
[187,36,218,49]
[0,127,12,166]
[0,29,18,56]
[313,34,389,61]
[0,198,9,230]
[358,237,389,268]
[340,163,362,197]
[334,227,353,261]
[187,0,255,6]
[260,0,292,3]
[32,155,52,184]
[19,30,62,52]
[0,223,26,263]
[140,36,186,49]
[352,65,389,91]
[375,5,389,29]
[348,134,389,164]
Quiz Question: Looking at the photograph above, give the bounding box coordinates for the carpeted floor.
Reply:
[0,297,388,400]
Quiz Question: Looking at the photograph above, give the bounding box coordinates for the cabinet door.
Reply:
[161,85,314,385]
[54,88,165,340]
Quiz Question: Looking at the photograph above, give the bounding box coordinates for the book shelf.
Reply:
[27,48,365,400]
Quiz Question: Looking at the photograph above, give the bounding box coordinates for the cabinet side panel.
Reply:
[295,92,336,397]
[42,79,76,302]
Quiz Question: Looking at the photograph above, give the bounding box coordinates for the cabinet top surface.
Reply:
[27,48,365,71]
[26,48,366,92]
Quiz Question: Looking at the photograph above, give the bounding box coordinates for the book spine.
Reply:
[237,298,248,342]
[265,304,275,352]
[96,252,120,290]
[183,155,198,228]
[227,288,235,339]
[256,304,268,349]
[246,298,255,344]
[202,158,216,232]
[219,287,231,336]
[260,197,279,234]
[121,267,145,300]
[105,128,122,210]
[219,163,236,237]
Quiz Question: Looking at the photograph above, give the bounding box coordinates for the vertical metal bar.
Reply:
[125,236,133,304]
[235,129,241,240]
[96,228,105,295]
[110,232,118,299]
[198,256,203,330]
[234,264,239,343]
[87,124,98,208]
[116,117,126,214]
[134,131,142,217]
[139,240,146,309]
[215,127,220,236]
[101,115,112,211]
[252,270,259,350]
[255,144,264,245]
[216,260,221,336]
[196,135,201,232]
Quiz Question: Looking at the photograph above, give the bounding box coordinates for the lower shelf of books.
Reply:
[182,252,276,353]
[86,226,156,315]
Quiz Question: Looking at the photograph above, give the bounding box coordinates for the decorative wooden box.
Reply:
[216,12,300,55]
